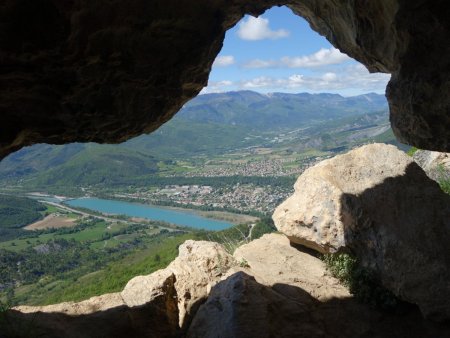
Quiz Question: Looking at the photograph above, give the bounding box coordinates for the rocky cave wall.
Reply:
[1,0,449,159]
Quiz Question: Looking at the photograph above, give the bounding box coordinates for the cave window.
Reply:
[0,4,399,308]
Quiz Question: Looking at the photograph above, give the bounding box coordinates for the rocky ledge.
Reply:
[5,234,449,337]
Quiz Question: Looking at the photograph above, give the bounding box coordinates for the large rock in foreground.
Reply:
[6,234,450,337]
[122,240,235,329]
[273,143,450,321]
[188,234,449,338]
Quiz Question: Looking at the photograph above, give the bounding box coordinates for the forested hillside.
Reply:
[0,195,44,229]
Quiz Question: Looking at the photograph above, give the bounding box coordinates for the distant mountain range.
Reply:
[179,91,387,129]
[0,91,393,189]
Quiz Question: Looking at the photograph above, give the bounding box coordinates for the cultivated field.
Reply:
[25,214,77,230]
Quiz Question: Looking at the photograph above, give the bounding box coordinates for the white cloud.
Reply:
[321,72,337,82]
[241,77,273,88]
[237,16,289,41]
[202,63,390,95]
[281,48,350,68]
[243,59,277,68]
[286,74,304,87]
[213,55,235,67]
[238,64,390,93]
[200,80,234,94]
[243,47,351,69]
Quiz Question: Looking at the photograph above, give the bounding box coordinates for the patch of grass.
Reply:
[436,164,450,194]
[202,224,250,254]
[198,218,276,254]
[406,147,418,156]
[439,179,450,194]
[322,252,356,285]
[40,204,59,216]
[250,217,276,240]
[322,253,400,310]
[239,258,250,268]
[0,220,110,251]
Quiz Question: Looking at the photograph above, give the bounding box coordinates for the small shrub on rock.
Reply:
[322,253,400,311]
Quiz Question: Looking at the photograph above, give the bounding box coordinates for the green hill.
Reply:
[0,195,46,241]
[29,146,158,188]
[124,120,255,159]
[179,91,387,129]
[0,195,45,229]
[0,91,396,191]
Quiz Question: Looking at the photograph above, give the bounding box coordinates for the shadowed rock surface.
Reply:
[273,144,450,321]
[188,271,449,338]
[5,280,179,338]
[1,0,449,158]
[188,234,449,338]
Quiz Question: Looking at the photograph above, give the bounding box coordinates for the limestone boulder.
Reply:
[189,234,450,338]
[123,239,235,329]
[273,143,450,321]
[187,271,324,338]
[413,149,450,182]
[232,233,349,302]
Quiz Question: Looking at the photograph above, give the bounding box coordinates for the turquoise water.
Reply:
[66,198,232,230]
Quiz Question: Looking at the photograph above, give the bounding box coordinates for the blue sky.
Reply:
[203,6,390,96]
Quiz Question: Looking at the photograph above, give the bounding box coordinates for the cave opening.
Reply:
[0,4,401,308]
[1,1,449,335]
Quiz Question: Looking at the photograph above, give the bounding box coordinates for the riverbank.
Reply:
[139,203,258,224]
[24,192,259,229]
[65,197,234,231]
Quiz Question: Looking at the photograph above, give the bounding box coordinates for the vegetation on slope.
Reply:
[198,217,276,254]
[439,179,450,194]
[18,233,196,305]
[0,213,275,306]
[322,253,400,310]
[0,92,394,192]
[180,91,387,129]
[406,147,418,156]
[0,195,45,229]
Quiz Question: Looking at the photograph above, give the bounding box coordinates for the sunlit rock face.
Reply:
[1,0,449,158]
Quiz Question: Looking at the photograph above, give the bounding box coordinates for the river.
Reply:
[66,197,233,230]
